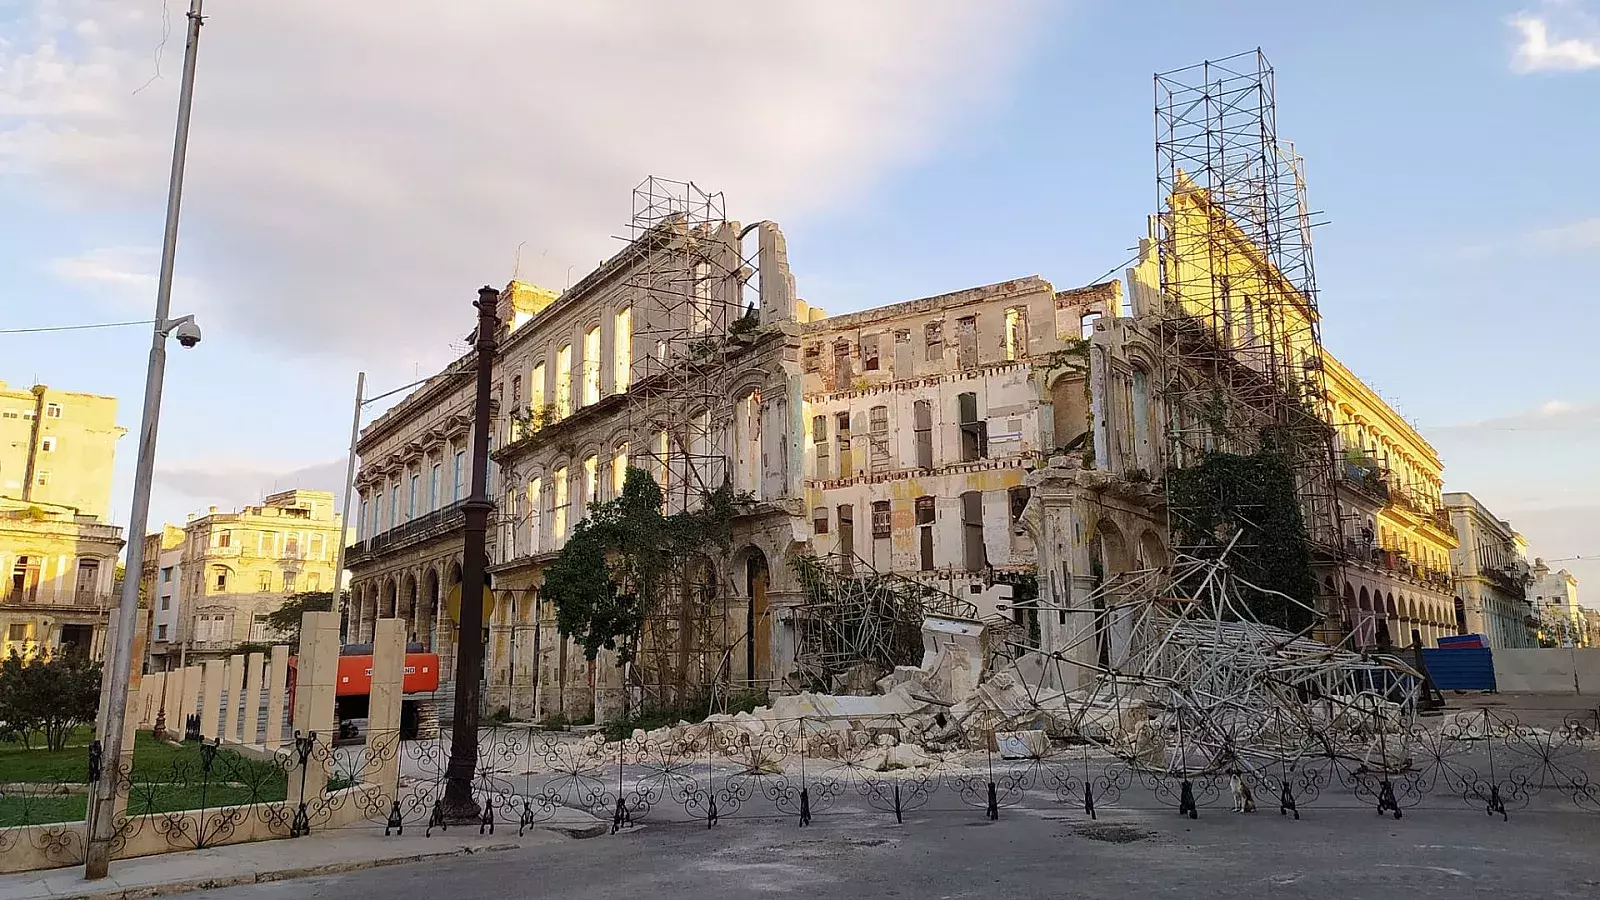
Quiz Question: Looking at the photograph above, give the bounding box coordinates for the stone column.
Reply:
[265,645,289,747]
[289,610,340,807]
[241,651,265,745]
[222,654,246,743]
[177,665,203,735]
[138,673,165,728]
[200,659,224,740]
[161,666,184,734]
[367,618,406,801]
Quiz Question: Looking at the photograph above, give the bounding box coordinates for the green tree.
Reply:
[263,591,342,651]
[544,468,742,668]
[0,650,102,751]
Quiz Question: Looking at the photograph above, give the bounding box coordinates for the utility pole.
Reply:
[440,286,498,822]
[334,372,366,639]
[84,0,206,879]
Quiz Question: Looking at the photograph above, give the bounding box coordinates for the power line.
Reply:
[0,319,154,335]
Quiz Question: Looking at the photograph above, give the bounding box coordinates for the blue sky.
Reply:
[1,0,1596,589]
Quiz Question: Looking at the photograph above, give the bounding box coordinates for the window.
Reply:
[835,412,852,479]
[45,403,61,418]
[213,567,229,592]
[249,615,271,643]
[7,623,26,642]
[863,334,880,371]
[373,493,384,533]
[35,471,49,486]
[582,454,599,512]
[527,476,542,553]
[614,307,632,393]
[612,443,629,496]
[812,506,829,534]
[161,567,173,584]
[360,499,371,539]
[868,405,890,475]
[914,400,934,469]
[582,325,601,406]
[961,491,987,573]
[310,533,324,560]
[307,572,321,591]
[916,497,936,571]
[552,465,569,542]
[530,362,547,423]
[1008,486,1031,522]
[429,462,444,511]
[555,344,573,418]
[1004,307,1028,361]
[837,504,854,570]
[157,623,169,640]
[692,262,712,333]
[218,530,232,548]
[803,344,821,372]
[160,594,171,611]
[283,572,296,592]
[40,437,56,452]
[871,500,892,538]
[812,415,831,479]
[453,450,466,502]
[259,571,272,592]
[832,340,853,390]
[1080,312,1101,339]
[958,392,987,461]
[925,322,944,361]
[955,316,978,368]
[408,473,419,518]
[389,484,399,527]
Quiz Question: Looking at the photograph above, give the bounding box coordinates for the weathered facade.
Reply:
[158,490,346,667]
[0,497,123,660]
[1445,491,1534,649]
[1529,559,1583,646]
[0,380,125,521]
[140,525,186,670]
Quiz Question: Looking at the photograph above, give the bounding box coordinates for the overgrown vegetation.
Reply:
[543,467,747,668]
[0,650,101,751]
[1165,449,1316,632]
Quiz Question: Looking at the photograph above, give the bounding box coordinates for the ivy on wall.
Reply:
[1165,449,1316,632]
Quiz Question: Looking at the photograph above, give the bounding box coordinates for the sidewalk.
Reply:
[0,808,607,900]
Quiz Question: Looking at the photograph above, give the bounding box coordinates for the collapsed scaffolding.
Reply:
[1153,49,1345,638]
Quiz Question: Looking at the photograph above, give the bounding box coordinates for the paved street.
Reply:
[176,807,1600,900]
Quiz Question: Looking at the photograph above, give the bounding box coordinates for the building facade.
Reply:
[158,490,345,667]
[140,525,187,670]
[0,381,124,521]
[1445,492,1533,649]
[0,498,123,660]
[1529,559,1583,647]
[1322,354,1459,648]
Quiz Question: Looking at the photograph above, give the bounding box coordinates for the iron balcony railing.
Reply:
[346,499,470,565]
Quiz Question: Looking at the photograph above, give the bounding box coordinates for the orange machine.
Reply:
[288,642,440,740]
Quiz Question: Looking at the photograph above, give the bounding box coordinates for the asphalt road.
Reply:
[182,806,1600,900]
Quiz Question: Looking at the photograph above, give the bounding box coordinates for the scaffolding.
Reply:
[791,553,980,691]
[1153,50,1343,635]
[622,176,746,709]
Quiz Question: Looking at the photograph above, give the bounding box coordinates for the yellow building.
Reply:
[0,498,124,660]
[0,380,125,521]
[161,490,347,667]
[1323,353,1459,647]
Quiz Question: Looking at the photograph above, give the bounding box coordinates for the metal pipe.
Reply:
[333,371,366,638]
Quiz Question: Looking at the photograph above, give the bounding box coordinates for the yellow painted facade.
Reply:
[0,380,124,521]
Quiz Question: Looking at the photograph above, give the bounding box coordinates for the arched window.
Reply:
[613,306,632,393]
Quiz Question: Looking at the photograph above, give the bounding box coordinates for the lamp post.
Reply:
[439,286,498,822]
[84,0,207,879]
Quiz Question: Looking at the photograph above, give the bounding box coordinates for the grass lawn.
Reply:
[0,731,289,827]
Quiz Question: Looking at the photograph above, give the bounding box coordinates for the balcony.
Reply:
[346,499,469,567]
[1340,453,1389,502]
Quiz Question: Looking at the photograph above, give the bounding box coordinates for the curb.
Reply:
[43,821,605,900]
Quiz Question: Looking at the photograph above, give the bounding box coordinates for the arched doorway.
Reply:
[739,547,771,685]
[420,568,440,651]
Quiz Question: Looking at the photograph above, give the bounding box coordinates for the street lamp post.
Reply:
[439,286,498,822]
[84,0,207,879]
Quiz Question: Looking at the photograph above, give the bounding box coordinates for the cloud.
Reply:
[1509,9,1600,73]
[3,1,1045,368]
[1451,217,1600,260]
[1430,399,1599,433]
[154,458,347,511]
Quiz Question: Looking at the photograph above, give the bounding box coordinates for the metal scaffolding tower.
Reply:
[1153,50,1344,633]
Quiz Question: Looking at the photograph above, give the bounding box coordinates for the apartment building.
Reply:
[1445,492,1534,649]
[140,524,187,670]
[0,380,125,521]
[1529,559,1582,647]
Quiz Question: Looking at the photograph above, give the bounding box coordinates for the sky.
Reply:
[1,1,1596,592]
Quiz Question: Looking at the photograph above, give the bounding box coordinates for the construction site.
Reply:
[345,50,1466,777]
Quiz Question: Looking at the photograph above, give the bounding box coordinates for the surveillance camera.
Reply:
[173,318,202,349]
